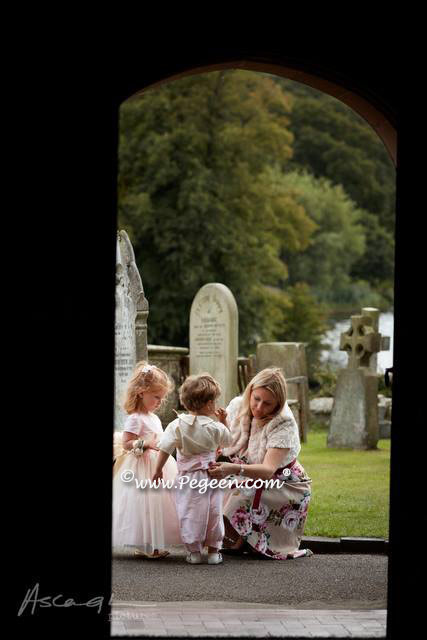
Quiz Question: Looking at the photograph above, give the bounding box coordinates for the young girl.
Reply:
[112,361,181,558]
[152,373,232,565]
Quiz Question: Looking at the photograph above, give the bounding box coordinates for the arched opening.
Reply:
[17,43,419,640]
[113,59,395,622]
[129,60,397,167]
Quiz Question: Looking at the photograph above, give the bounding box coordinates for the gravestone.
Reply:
[147,344,189,427]
[189,283,239,407]
[328,312,386,449]
[361,307,390,372]
[256,342,310,442]
[115,230,149,429]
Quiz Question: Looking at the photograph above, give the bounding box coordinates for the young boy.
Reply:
[152,373,232,564]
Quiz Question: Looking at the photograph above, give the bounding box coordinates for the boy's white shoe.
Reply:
[186,552,202,564]
[207,552,223,565]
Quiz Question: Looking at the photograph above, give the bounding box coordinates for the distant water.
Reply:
[320,312,394,372]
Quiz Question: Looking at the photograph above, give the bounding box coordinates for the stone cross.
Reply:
[361,307,390,372]
[339,314,383,369]
[328,308,390,450]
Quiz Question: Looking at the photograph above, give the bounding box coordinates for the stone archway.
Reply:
[124,59,397,166]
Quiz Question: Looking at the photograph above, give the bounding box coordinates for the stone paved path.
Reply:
[111,601,387,637]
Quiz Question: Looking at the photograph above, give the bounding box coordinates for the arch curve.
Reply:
[124,58,397,166]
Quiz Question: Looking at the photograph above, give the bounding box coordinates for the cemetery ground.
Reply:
[299,421,390,539]
[112,421,389,610]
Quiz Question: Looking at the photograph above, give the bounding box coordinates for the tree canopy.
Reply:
[118,69,395,357]
[119,71,318,352]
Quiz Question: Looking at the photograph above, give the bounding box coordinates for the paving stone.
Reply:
[111,602,387,637]
[269,631,306,638]
[111,621,127,635]
[184,626,210,634]
[312,625,350,637]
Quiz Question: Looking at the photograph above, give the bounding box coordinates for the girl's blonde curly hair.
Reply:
[123,360,174,414]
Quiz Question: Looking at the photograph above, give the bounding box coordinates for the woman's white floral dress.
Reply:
[222,396,313,560]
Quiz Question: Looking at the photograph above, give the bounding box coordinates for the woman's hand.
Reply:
[207,461,237,479]
[215,407,228,425]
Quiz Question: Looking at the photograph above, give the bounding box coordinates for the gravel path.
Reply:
[112,548,387,609]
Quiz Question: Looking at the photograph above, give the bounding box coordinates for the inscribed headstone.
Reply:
[189,283,239,407]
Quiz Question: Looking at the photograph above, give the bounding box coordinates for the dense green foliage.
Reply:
[272,76,396,235]
[118,69,395,356]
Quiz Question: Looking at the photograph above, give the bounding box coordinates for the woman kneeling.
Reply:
[208,367,313,560]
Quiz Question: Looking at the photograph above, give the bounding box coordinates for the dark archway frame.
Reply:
[17,46,417,640]
[129,60,397,166]
[116,55,405,638]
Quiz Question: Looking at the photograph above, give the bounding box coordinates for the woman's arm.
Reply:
[208,447,290,481]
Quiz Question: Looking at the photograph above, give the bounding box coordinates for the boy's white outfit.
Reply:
[158,414,232,555]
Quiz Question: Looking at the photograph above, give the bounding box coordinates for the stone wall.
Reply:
[147,345,189,427]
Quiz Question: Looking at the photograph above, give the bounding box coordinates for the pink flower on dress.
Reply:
[299,496,310,517]
[279,504,293,517]
[254,532,268,554]
[251,504,270,525]
[281,509,300,531]
[291,463,303,476]
[231,507,252,537]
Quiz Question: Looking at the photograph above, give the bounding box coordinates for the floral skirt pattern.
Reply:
[223,459,313,560]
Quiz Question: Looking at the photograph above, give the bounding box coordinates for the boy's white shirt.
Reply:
[158,414,232,456]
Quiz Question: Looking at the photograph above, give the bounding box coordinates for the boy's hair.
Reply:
[239,367,287,422]
[179,373,221,412]
[123,360,174,414]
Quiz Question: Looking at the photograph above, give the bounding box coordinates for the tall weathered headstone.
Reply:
[256,342,310,442]
[115,230,149,429]
[190,283,239,407]
[328,311,385,449]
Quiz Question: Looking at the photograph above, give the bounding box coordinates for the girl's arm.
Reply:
[122,431,159,452]
[152,450,170,482]
[208,448,290,481]
[122,432,138,451]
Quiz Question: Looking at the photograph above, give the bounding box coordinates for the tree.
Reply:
[118,70,315,352]
[278,282,329,369]
[278,171,366,304]
[349,210,395,307]
[271,78,396,235]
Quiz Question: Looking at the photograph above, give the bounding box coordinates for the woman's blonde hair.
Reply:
[239,367,287,423]
[179,373,221,412]
[123,360,174,414]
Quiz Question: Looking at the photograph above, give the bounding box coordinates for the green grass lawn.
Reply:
[298,426,390,539]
